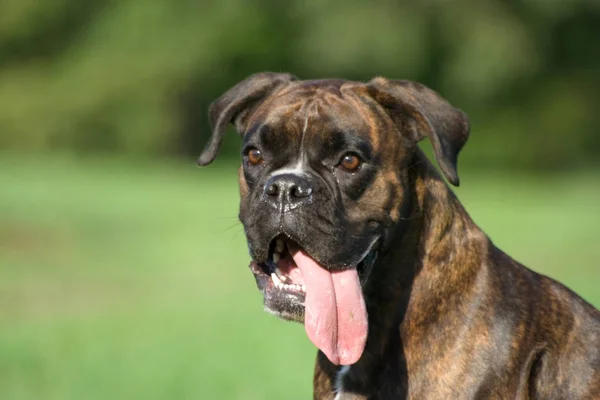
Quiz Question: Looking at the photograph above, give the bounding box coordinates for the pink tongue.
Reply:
[290,247,368,365]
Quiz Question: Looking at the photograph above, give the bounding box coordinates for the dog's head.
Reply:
[199,72,469,365]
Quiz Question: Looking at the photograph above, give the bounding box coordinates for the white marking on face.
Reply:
[268,111,312,178]
[299,113,309,166]
[268,167,308,178]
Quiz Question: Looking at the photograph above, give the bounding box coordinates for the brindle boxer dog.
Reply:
[198,72,600,399]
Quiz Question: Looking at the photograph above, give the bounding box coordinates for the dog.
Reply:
[198,73,600,399]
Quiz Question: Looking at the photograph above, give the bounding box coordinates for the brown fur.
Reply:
[316,151,600,399]
[200,73,600,399]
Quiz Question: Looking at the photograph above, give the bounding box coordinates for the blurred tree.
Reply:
[0,0,598,169]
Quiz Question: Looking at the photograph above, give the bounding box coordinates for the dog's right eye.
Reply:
[246,148,264,166]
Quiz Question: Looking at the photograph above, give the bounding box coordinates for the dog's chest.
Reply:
[334,365,351,399]
[330,364,409,400]
[334,366,375,400]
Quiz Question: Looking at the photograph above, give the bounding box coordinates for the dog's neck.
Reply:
[367,149,487,312]
[400,150,490,327]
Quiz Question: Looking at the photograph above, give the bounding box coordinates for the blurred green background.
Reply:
[0,1,599,399]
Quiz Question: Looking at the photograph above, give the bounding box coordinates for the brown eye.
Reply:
[247,148,264,166]
[339,153,362,172]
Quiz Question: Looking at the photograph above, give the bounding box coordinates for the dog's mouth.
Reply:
[251,235,379,293]
[249,234,379,366]
[255,236,308,295]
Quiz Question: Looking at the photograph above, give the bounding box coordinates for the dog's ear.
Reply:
[365,77,470,186]
[198,72,297,166]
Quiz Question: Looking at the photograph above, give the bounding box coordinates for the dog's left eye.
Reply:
[246,148,264,166]
[339,153,362,172]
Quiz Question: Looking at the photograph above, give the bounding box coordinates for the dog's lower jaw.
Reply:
[263,305,304,323]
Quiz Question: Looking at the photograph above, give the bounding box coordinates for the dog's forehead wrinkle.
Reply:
[297,100,320,166]
[254,92,372,156]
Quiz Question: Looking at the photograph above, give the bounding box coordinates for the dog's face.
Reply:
[199,73,469,365]
[239,81,402,321]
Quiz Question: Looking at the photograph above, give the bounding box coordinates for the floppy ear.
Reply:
[197,72,297,166]
[365,77,470,186]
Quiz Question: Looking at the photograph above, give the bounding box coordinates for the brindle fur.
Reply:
[200,73,600,399]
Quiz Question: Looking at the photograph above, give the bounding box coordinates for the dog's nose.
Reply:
[264,173,313,208]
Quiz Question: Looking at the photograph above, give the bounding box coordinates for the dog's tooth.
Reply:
[276,268,286,282]
[271,273,281,286]
[301,285,306,292]
[276,238,285,253]
[273,252,280,264]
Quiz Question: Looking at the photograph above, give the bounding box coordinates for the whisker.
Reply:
[215,221,243,234]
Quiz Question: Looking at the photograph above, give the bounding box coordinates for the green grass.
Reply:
[0,154,598,399]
